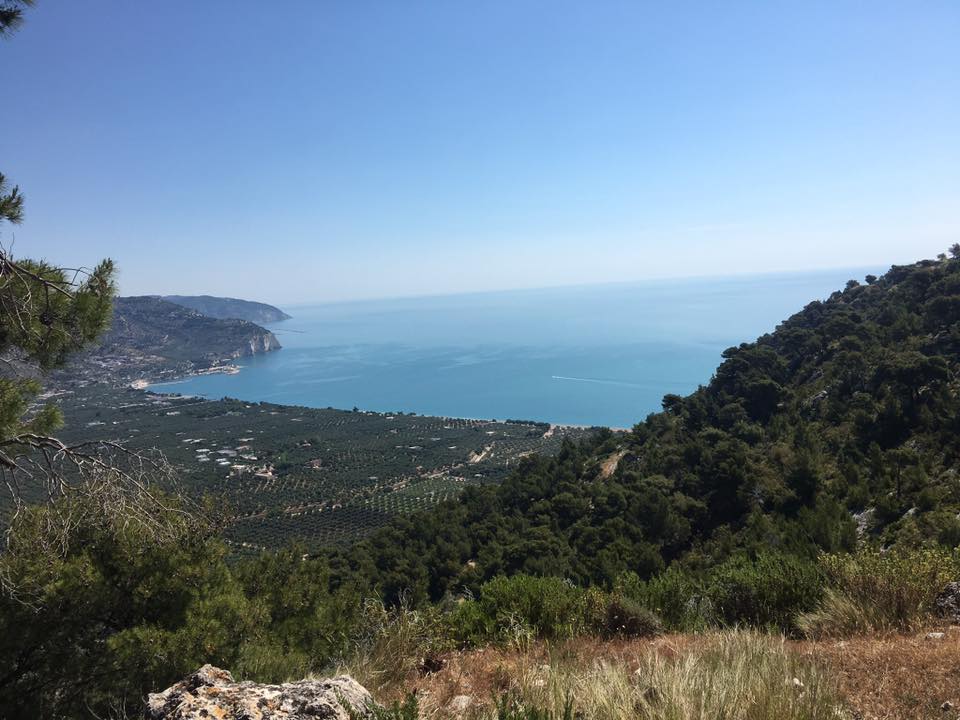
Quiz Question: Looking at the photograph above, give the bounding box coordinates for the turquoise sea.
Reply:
[156,269,879,428]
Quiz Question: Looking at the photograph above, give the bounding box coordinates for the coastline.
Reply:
[136,364,623,432]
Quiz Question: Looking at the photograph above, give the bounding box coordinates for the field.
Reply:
[50,383,595,551]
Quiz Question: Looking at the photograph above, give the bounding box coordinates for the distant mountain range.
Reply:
[162,295,291,324]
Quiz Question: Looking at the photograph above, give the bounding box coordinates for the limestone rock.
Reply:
[146,664,374,720]
[935,582,960,622]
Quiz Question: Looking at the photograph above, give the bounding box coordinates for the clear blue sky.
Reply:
[3,1,958,304]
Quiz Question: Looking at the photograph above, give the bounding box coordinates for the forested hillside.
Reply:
[163,295,291,323]
[336,251,960,603]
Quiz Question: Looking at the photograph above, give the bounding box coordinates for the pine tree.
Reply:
[0,0,32,37]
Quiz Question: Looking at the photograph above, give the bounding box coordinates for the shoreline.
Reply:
[137,367,626,432]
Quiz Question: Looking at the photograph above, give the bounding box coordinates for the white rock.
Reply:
[146,665,373,720]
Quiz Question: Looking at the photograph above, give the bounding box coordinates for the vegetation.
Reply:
[162,294,292,323]
[5,6,960,719]
[798,546,959,637]
[490,632,844,720]
[49,384,589,550]
[328,254,960,607]
[3,252,960,716]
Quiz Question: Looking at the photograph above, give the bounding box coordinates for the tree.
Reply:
[950,243,960,260]
[0,0,33,37]
[0,2,117,487]
[0,1,31,37]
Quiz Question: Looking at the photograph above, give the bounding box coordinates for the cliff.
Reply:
[60,296,281,383]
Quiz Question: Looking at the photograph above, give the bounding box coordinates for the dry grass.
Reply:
[799,625,960,720]
[363,628,960,720]
[373,632,841,720]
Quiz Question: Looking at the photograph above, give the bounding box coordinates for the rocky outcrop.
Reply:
[101,296,282,363]
[58,296,283,384]
[935,582,960,622]
[146,665,373,720]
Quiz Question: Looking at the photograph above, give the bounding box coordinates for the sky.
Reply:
[2,1,958,304]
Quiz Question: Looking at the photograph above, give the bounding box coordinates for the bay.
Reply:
[155,269,880,428]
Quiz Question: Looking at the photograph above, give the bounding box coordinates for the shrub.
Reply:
[599,594,663,638]
[620,566,713,631]
[620,554,823,634]
[797,547,960,637]
[458,575,587,645]
[706,553,823,633]
[341,599,453,694]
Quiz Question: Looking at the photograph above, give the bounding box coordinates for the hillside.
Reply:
[163,295,291,323]
[60,295,282,384]
[334,254,960,602]
[7,252,960,719]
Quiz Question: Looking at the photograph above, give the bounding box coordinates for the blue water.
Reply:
[155,269,878,428]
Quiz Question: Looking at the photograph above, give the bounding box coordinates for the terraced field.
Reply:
[51,383,595,550]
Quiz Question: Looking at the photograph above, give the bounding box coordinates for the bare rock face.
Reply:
[146,665,374,720]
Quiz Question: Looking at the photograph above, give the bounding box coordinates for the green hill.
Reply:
[335,254,960,603]
[163,295,291,323]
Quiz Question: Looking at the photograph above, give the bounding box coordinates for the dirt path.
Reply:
[599,449,627,479]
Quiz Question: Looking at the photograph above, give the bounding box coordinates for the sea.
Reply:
[154,269,879,428]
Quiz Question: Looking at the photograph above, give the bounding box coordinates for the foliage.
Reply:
[0,0,31,37]
[706,553,823,632]
[617,553,823,634]
[798,547,960,637]
[453,575,587,646]
[329,253,960,609]
[0,492,255,719]
[594,593,663,638]
[340,598,453,695]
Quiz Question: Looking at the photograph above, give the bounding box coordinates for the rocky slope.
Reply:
[163,294,291,323]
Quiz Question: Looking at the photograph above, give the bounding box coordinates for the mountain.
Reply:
[162,295,291,323]
[333,254,960,603]
[62,296,281,383]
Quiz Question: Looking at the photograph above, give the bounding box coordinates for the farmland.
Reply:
[50,383,596,551]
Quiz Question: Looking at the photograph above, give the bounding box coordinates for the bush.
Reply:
[453,575,586,646]
[620,554,823,633]
[798,547,960,637]
[342,599,454,694]
[599,595,663,638]
[706,553,823,633]
[620,566,713,631]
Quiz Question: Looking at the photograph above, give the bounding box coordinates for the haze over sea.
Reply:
[159,269,879,428]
